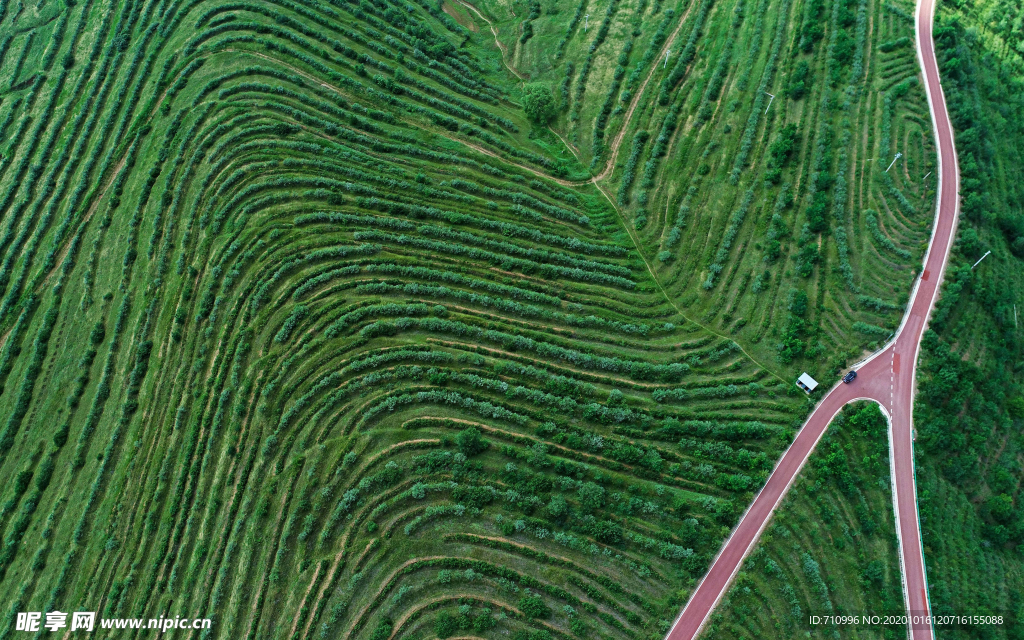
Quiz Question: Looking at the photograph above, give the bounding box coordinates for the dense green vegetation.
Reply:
[691,0,1024,635]
[701,402,904,640]
[910,0,1024,637]
[512,0,937,383]
[0,0,813,638]
[0,0,981,636]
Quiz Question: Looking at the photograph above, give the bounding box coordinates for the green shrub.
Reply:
[879,36,911,52]
[456,427,488,456]
[518,595,551,618]
[523,84,556,125]
[788,60,811,99]
[434,611,457,638]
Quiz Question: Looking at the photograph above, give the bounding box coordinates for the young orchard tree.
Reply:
[456,427,488,456]
[522,84,556,125]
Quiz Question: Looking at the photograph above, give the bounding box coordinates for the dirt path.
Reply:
[456,0,697,186]
[343,556,448,638]
[286,562,322,639]
[438,0,800,386]
[589,0,698,183]
[554,146,790,385]
[455,0,525,81]
[298,439,440,638]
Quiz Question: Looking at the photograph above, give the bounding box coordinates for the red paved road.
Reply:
[665,0,958,636]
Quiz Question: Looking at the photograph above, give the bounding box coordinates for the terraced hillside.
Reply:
[699,402,904,640]
[0,0,936,638]
[514,0,938,379]
[0,1,808,638]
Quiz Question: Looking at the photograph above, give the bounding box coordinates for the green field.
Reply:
[0,0,983,637]
[701,402,904,640]
[911,0,1024,638]
[497,0,939,381]
[704,0,1024,636]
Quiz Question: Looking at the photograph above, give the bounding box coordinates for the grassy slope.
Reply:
[700,402,905,640]
[0,0,958,637]
[634,0,1024,636]
[0,1,805,639]
[511,0,937,387]
[911,0,1024,637]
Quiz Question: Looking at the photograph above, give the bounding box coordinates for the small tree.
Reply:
[518,595,551,619]
[369,619,393,640]
[434,612,457,638]
[577,481,605,510]
[547,495,567,519]
[522,84,555,125]
[456,427,488,456]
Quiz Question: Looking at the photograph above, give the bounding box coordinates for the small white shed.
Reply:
[796,372,819,393]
